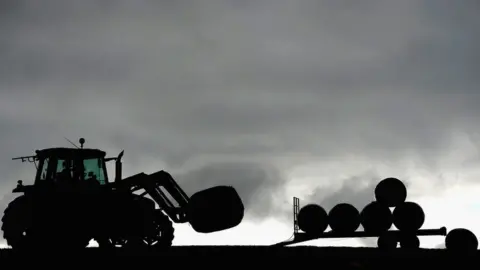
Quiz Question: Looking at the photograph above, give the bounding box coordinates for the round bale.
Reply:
[374,177,407,207]
[187,185,245,233]
[360,201,393,233]
[392,201,425,231]
[445,228,478,252]
[399,234,420,249]
[298,204,328,235]
[377,233,397,250]
[328,203,361,233]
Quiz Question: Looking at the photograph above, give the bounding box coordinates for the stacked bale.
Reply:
[298,204,328,235]
[398,234,420,249]
[358,178,410,235]
[328,203,360,233]
[372,177,429,249]
[392,201,425,232]
[374,177,407,207]
[296,176,437,248]
[377,233,397,250]
[360,201,393,233]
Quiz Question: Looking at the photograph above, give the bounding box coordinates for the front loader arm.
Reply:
[111,170,190,223]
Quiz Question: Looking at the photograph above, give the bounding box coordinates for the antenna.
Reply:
[64,137,80,149]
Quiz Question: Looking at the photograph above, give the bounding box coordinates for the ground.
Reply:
[0,246,477,268]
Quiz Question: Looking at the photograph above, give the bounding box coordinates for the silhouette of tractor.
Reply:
[1,138,244,250]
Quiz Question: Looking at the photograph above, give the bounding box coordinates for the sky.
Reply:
[0,0,479,249]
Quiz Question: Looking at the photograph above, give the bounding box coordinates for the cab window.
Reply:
[38,158,49,181]
[55,158,73,182]
[83,158,106,185]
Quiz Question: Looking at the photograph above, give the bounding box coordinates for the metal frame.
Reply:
[293,197,299,234]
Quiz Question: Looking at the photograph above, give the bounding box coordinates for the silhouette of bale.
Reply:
[377,232,397,250]
[399,234,420,249]
[445,228,478,252]
[374,177,407,207]
[328,203,360,233]
[392,201,425,231]
[298,204,328,235]
[187,186,244,233]
[360,201,392,233]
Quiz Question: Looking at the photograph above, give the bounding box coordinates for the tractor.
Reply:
[1,138,245,250]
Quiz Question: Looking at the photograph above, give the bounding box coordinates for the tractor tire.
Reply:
[1,195,33,250]
[33,194,92,250]
[147,210,175,248]
[2,194,91,250]
[101,210,174,249]
[124,210,175,249]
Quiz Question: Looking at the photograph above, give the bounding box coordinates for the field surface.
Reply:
[0,246,477,268]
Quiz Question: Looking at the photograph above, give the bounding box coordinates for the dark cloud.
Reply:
[307,173,413,211]
[0,1,479,247]
[307,172,381,212]
[175,161,287,220]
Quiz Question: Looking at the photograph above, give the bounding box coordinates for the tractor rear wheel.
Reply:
[2,194,91,250]
[1,195,32,250]
[30,193,93,250]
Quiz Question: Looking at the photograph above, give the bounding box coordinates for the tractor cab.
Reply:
[34,147,109,186]
[12,138,125,194]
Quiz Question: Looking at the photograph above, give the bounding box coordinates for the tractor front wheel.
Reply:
[124,210,175,249]
[144,210,175,248]
[100,210,174,249]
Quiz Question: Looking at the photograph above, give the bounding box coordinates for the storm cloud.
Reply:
[176,161,287,220]
[0,0,480,246]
